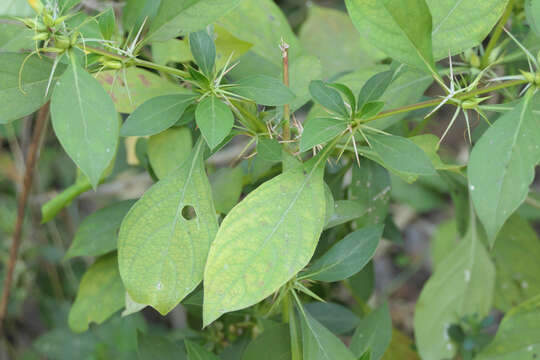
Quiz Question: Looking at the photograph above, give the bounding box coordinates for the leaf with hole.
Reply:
[51,62,119,188]
[203,157,327,326]
[120,94,196,137]
[118,140,219,315]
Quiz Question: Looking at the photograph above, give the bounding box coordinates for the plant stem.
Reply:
[280,39,291,142]
[0,103,50,329]
[526,196,540,209]
[281,291,291,324]
[77,45,189,78]
[482,0,515,67]
[288,298,302,360]
[357,79,527,125]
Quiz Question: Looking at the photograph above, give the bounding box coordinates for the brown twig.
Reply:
[0,103,50,329]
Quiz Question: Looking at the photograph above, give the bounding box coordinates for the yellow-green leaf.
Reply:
[118,140,219,315]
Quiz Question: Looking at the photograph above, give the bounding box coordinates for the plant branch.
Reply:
[0,103,50,329]
[482,0,515,67]
[77,45,189,78]
[356,79,528,125]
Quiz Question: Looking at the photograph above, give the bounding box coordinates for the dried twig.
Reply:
[0,103,50,329]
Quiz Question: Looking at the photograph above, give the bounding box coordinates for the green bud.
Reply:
[21,18,38,28]
[43,12,54,27]
[54,35,71,49]
[43,47,65,53]
[103,60,123,70]
[70,32,80,45]
[32,32,49,41]
[521,70,536,84]
[53,15,70,27]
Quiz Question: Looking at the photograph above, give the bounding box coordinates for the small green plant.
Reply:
[1,0,540,359]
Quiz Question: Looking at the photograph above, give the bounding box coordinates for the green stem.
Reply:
[282,292,291,324]
[288,300,302,360]
[356,79,527,125]
[77,44,190,78]
[482,0,515,67]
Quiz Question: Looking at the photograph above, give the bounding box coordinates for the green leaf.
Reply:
[257,137,282,162]
[328,83,356,114]
[185,340,220,360]
[147,127,193,179]
[300,117,348,152]
[302,225,382,282]
[477,294,540,359]
[0,53,65,124]
[304,302,360,335]
[189,30,216,78]
[242,324,291,360]
[123,0,161,31]
[492,215,540,312]
[118,140,219,315]
[350,303,392,360]
[231,75,295,106]
[468,92,540,243]
[300,309,357,360]
[203,158,327,326]
[0,24,33,52]
[414,227,495,359]
[51,62,119,188]
[309,80,348,117]
[123,292,147,316]
[364,133,436,177]
[147,0,242,42]
[65,200,136,259]
[345,0,434,72]
[324,200,367,230]
[209,166,243,214]
[99,7,116,40]
[298,5,386,77]
[526,0,540,36]
[97,68,191,113]
[430,220,459,271]
[195,95,234,150]
[120,94,196,136]
[68,253,125,333]
[217,0,302,67]
[381,329,420,360]
[350,159,391,228]
[357,70,395,110]
[137,332,187,360]
[427,0,509,59]
[0,0,33,15]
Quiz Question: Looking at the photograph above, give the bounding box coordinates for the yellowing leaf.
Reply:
[203,158,327,326]
[118,140,218,315]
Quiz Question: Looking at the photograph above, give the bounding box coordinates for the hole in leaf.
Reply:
[181,205,197,220]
